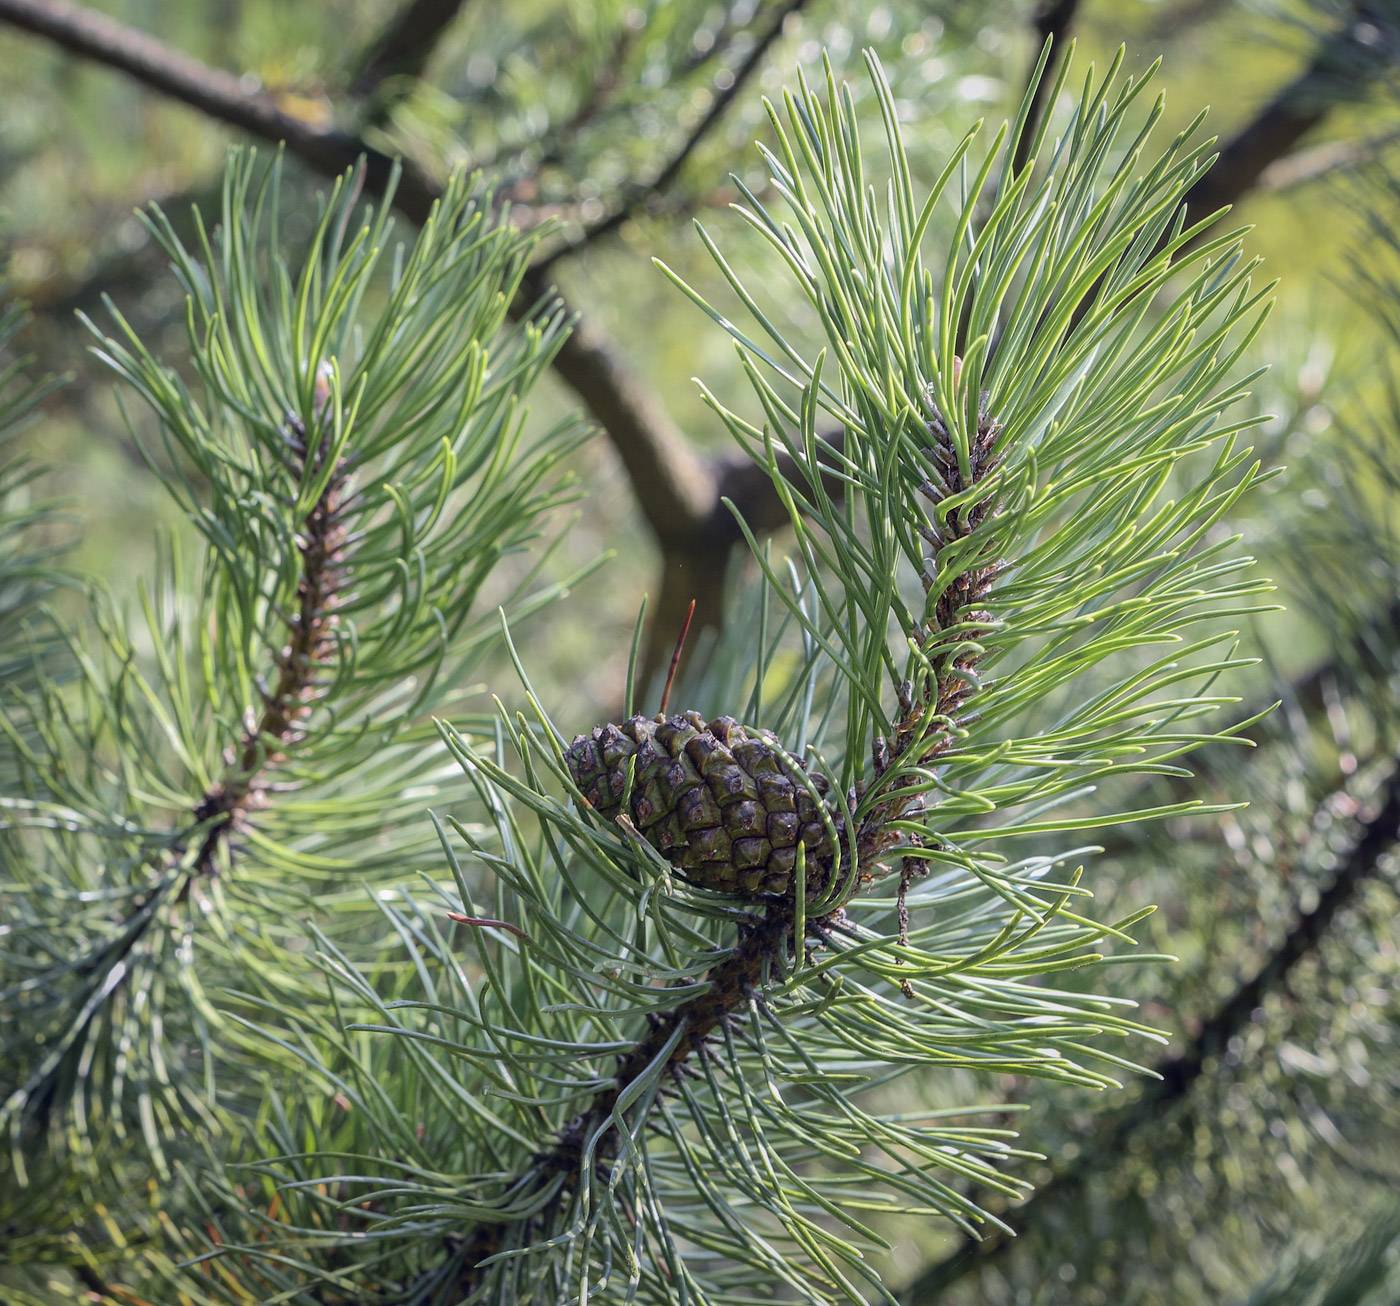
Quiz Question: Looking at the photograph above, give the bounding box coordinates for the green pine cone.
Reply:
[564,712,839,896]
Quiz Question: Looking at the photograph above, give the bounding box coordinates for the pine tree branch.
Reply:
[7,405,350,1133]
[0,0,817,687]
[531,0,809,272]
[350,0,471,98]
[433,402,1010,1295]
[900,758,1400,1305]
[186,403,348,876]
[8,52,1277,1298]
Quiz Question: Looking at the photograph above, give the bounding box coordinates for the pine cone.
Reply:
[564,712,839,897]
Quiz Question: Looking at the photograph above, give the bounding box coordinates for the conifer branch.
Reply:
[187,396,348,878]
[9,442,350,1125]
[532,0,809,271]
[900,759,1400,1304]
[1,155,582,1168]
[351,0,471,99]
[405,389,1010,1290]
[901,395,1003,747]
[0,0,835,689]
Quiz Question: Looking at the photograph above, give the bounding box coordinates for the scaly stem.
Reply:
[186,405,348,877]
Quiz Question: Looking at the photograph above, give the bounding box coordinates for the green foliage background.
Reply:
[3,1,1400,1304]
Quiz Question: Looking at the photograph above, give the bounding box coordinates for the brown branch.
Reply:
[351,0,470,98]
[523,0,816,684]
[515,263,734,686]
[532,0,809,272]
[1182,0,1400,230]
[900,758,1400,1305]
[524,0,814,685]
[0,0,441,224]
[187,402,347,875]
[520,268,717,535]
[621,433,852,692]
[1012,0,1080,177]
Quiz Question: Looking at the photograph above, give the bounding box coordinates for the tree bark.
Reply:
[351,0,470,96]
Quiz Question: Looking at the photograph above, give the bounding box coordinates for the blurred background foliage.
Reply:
[2,0,1400,1303]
